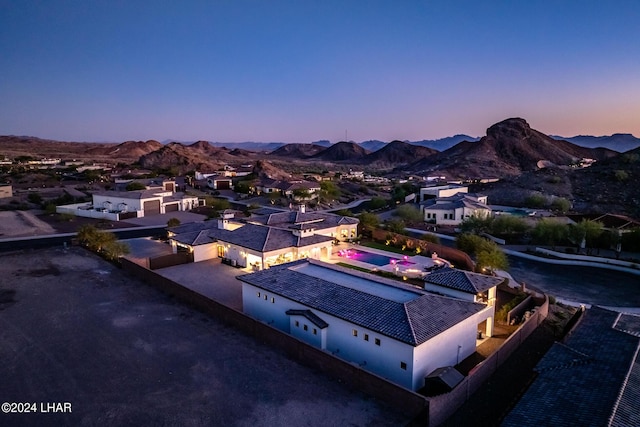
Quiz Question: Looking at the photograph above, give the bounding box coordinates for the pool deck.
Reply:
[330,243,450,278]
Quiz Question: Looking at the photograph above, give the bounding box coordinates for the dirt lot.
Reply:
[0,211,57,237]
[0,247,408,426]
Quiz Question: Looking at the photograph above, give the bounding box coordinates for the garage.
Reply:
[216,180,231,190]
[165,203,179,212]
[143,200,161,216]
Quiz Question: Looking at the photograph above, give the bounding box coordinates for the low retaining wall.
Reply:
[371,229,474,271]
[502,248,640,276]
[120,258,429,423]
[507,295,534,325]
[536,247,640,269]
[426,296,549,426]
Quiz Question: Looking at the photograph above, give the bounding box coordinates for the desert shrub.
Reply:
[525,193,547,208]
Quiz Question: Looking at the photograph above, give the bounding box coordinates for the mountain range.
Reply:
[2,118,640,216]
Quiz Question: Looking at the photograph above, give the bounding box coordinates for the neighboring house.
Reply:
[503,306,640,426]
[419,184,468,202]
[57,188,199,220]
[254,178,281,195]
[254,179,321,200]
[247,205,359,241]
[0,184,12,199]
[421,193,491,225]
[206,175,233,190]
[238,259,495,391]
[113,179,176,192]
[167,215,333,266]
[276,180,321,200]
[567,213,640,234]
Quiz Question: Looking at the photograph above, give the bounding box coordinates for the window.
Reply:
[400,362,407,370]
[303,324,308,331]
[271,297,275,303]
[313,328,317,335]
[295,320,299,327]
[364,334,369,341]
[263,294,267,300]
[257,292,261,297]
[352,329,358,337]
[375,338,381,346]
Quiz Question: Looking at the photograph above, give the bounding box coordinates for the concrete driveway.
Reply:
[155,259,245,310]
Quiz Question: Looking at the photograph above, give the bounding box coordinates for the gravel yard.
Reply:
[0,247,408,426]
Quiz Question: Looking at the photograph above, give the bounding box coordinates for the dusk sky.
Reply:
[1,1,639,143]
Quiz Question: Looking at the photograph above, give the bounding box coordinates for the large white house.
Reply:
[57,182,200,220]
[421,193,491,226]
[419,184,469,202]
[238,259,495,391]
[247,205,359,241]
[168,216,334,267]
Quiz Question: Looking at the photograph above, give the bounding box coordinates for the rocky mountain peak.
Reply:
[486,118,532,140]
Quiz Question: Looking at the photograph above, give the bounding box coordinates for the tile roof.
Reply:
[424,269,504,294]
[285,309,329,329]
[249,211,359,231]
[503,306,640,427]
[421,193,490,212]
[237,260,485,346]
[169,221,334,252]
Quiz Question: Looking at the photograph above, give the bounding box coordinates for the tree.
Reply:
[292,188,311,200]
[568,219,604,254]
[77,225,129,260]
[125,182,146,191]
[459,216,493,235]
[357,212,379,236]
[476,246,509,273]
[234,181,251,194]
[27,192,42,204]
[384,219,406,234]
[205,197,230,211]
[394,204,423,223]
[456,233,493,257]
[614,170,629,182]
[319,181,341,203]
[531,218,567,249]
[491,215,530,236]
[366,197,388,210]
[44,203,57,215]
[167,218,181,228]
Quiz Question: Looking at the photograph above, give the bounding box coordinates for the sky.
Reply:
[1,1,639,143]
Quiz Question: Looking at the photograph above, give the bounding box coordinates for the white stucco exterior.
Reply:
[239,261,496,391]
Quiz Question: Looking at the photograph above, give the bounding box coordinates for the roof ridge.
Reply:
[403,301,419,346]
[607,341,640,426]
[536,342,594,373]
[262,227,272,252]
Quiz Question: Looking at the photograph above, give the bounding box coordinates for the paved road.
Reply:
[507,256,640,308]
[406,228,640,308]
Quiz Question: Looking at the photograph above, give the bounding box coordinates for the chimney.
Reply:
[218,219,228,230]
[299,204,306,214]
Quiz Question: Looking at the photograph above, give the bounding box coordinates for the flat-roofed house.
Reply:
[237,259,495,391]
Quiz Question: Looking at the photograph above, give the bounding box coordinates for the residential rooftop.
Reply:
[503,306,640,427]
[237,260,485,346]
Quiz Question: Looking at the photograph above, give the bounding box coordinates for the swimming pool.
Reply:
[338,249,415,267]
